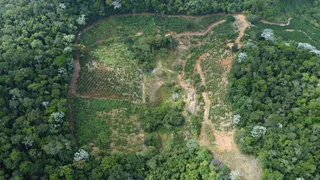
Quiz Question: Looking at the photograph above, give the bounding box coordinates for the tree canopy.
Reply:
[1,0,319,179]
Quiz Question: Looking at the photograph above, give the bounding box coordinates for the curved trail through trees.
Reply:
[260,17,292,26]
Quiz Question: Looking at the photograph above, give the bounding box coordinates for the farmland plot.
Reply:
[76,42,143,102]
[72,98,145,152]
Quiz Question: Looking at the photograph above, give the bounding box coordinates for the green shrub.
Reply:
[164,109,185,126]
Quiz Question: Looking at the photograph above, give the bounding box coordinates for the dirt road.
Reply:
[234,14,250,48]
[177,20,226,37]
[261,17,292,26]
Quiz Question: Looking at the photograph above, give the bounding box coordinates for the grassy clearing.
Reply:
[152,85,173,106]
[76,41,143,101]
[155,50,179,70]
[91,42,134,66]
[205,124,215,145]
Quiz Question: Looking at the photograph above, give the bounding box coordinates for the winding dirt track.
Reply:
[260,17,292,26]
[177,20,226,37]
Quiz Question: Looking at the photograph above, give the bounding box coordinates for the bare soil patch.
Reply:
[234,14,250,48]
[220,57,232,67]
[165,31,176,37]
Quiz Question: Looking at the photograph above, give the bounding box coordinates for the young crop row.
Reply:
[76,62,143,101]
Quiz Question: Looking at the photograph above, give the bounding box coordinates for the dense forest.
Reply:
[0,0,319,179]
[229,37,320,179]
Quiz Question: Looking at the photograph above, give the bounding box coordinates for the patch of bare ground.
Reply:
[109,133,145,153]
[165,31,176,37]
[234,14,250,48]
[220,57,232,68]
[95,39,104,44]
[136,31,143,36]
[285,29,295,32]
[146,79,163,104]
[227,42,234,49]
[141,76,146,103]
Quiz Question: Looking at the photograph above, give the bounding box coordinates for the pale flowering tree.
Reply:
[112,0,122,9]
[9,88,22,99]
[77,14,86,25]
[59,3,66,9]
[230,171,241,180]
[42,101,49,109]
[63,46,73,53]
[277,123,283,129]
[251,126,267,138]
[63,34,75,43]
[296,178,305,180]
[237,52,248,63]
[298,42,315,50]
[50,124,60,134]
[310,49,320,55]
[74,149,89,162]
[261,29,276,42]
[51,112,65,123]
[233,114,241,124]
[58,67,67,75]
[297,43,320,55]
